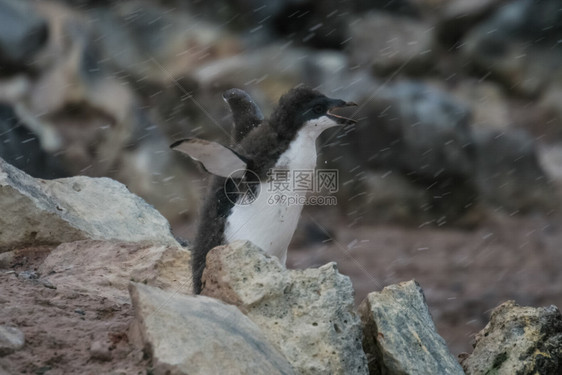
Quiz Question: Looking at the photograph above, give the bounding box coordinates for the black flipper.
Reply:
[170,138,247,178]
[223,88,264,143]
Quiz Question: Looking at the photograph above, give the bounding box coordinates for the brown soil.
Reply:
[0,248,147,375]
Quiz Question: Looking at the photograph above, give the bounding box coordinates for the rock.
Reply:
[202,240,369,375]
[0,325,25,356]
[461,300,562,375]
[341,171,430,225]
[473,129,557,213]
[363,82,474,177]
[16,270,38,281]
[0,364,10,375]
[359,280,464,375]
[325,77,555,223]
[91,2,239,84]
[192,0,382,49]
[0,157,178,252]
[128,282,295,375]
[433,0,506,47]
[462,0,562,96]
[39,240,191,303]
[449,79,511,131]
[0,0,48,68]
[89,340,112,361]
[193,46,371,106]
[0,1,217,224]
[539,86,562,139]
[0,251,13,268]
[538,143,562,182]
[193,45,306,98]
[22,2,134,157]
[0,104,68,179]
[270,0,351,49]
[348,12,435,76]
[111,131,200,222]
[339,81,478,224]
[363,0,420,16]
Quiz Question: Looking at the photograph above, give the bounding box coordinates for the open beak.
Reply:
[327,101,358,125]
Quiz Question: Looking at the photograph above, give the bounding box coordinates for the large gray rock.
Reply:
[462,0,562,96]
[433,0,506,47]
[359,280,464,375]
[337,81,477,224]
[326,78,555,223]
[0,0,47,67]
[0,104,68,179]
[360,82,474,178]
[348,12,434,76]
[0,325,25,356]
[128,282,295,375]
[474,129,557,213]
[461,300,562,375]
[39,240,191,303]
[0,157,178,252]
[447,79,511,131]
[91,2,238,84]
[339,171,431,225]
[202,240,368,375]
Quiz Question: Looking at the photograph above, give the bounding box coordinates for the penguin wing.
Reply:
[170,138,246,178]
[223,88,264,142]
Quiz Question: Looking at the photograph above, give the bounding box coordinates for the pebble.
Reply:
[89,340,112,361]
[0,325,25,356]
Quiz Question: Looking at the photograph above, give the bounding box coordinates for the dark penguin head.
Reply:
[269,86,356,141]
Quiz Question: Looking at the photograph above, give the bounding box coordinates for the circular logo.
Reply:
[224,169,261,206]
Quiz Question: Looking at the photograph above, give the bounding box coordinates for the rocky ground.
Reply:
[288,209,562,355]
[1,254,147,375]
[172,204,562,356]
[3,214,561,373]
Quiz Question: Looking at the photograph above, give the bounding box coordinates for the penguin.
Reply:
[171,86,356,294]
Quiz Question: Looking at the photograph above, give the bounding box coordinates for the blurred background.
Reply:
[1,0,561,355]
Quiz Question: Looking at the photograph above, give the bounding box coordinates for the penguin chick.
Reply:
[171,86,356,294]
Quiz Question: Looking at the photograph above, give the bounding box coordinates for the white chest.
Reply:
[224,118,334,263]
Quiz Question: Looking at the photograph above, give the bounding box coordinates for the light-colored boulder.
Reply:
[128,282,295,375]
[539,143,562,182]
[38,240,191,304]
[449,79,511,131]
[0,325,25,356]
[202,240,368,375]
[461,300,562,375]
[359,280,464,375]
[0,157,178,252]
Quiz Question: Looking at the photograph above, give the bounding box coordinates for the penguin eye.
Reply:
[313,104,325,115]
